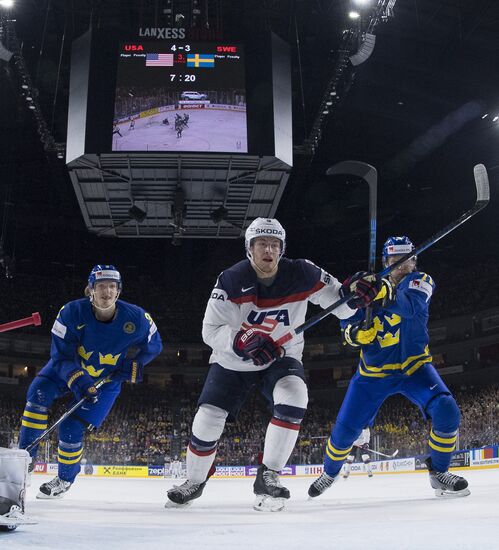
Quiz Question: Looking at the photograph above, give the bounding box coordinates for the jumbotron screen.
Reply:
[112,41,247,153]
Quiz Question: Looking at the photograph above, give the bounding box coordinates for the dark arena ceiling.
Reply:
[0,0,499,278]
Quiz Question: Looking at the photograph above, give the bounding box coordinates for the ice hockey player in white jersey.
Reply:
[342,427,373,479]
[170,456,183,479]
[166,218,381,512]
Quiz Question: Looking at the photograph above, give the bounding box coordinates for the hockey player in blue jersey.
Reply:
[166,218,381,511]
[308,237,470,499]
[18,265,163,499]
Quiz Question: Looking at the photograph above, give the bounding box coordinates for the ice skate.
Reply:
[37,476,72,499]
[253,465,290,512]
[308,471,338,499]
[0,497,37,531]
[165,479,207,508]
[425,458,470,498]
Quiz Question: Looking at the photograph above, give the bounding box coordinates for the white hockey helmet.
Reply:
[245,218,286,260]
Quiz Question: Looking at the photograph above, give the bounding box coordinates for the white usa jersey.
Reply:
[353,428,370,447]
[202,258,356,372]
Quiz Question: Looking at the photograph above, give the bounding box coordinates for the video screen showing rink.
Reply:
[7,469,499,550]
[112,41,248,152]
[112,103,247,153]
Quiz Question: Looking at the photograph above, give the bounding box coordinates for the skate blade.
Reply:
[253,494,286,512]
[36,491,65,500]
[434,488,471,498]
[164,499,192,509]
[0,515,38,527]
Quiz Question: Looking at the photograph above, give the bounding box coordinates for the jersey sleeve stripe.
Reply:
[230,280,325,307]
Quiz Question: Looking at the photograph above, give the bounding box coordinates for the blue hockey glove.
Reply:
[67,370,100,403]
[114,359,144,384]
[343,322,378,347]
[233,329,283,366]
[340,271,381,309]
[373,277,395,307]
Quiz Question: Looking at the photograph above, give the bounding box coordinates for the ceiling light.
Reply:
[352,0,371,5]
[349,11,361,19]
[493,116,499,122]
[0,0,14,8]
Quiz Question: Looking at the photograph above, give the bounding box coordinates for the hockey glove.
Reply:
[114,359,144,384]
[67,370,100,403]
[373,277,395,307]
[340,271,381,309]
[233,329,283,366]
[343,322,378,347]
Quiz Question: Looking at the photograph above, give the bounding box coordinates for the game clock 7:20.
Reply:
[169,74,196,82]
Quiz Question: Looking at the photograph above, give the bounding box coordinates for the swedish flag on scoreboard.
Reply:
[187,53,215,68]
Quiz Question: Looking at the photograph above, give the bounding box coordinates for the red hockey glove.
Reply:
[233,329,283,366]
[340,271,381,309]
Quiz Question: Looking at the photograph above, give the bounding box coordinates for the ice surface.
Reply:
[4,469,497,549]
[113,109,248,153]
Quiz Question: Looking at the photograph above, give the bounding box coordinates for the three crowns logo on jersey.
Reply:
[241,310,290,333]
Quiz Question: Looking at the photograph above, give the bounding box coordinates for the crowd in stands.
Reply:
[114,86,246,121]
[1,258,499,345]
[2,380,498,467]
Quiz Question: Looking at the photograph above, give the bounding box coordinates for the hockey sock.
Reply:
[19,402,49,458]
[262,419,300,471]
[57,440,83,483]
[187,404,227,483]
[426,394,460,472]
[324,437,353,477]
[263,376,307,471]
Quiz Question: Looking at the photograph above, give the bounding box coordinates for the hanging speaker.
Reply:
[349,33,376,66]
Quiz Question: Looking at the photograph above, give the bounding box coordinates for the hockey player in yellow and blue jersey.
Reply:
[308,236,470,499]
[19,265,163,499]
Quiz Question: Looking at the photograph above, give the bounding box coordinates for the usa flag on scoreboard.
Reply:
[145,53,174,67]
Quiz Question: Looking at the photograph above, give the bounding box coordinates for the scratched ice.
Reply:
[5,468,498,550]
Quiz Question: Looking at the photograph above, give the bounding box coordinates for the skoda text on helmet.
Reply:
[245,218,286,261]
[88,265,122,311]
[382,236,416,266]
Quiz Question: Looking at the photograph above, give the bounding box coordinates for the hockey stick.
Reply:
[25,376,111,453]
[327,161,377,327]
[276,163,490,347]
[357,446,399,458]
[0,312,41,333]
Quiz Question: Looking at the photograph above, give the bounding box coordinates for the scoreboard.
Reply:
[67,29,291,165]
[112,41,247,153]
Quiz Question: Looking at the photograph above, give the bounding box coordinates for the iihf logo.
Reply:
[241,309,290,333]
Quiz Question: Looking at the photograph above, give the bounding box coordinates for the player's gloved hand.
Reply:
[67,370,100,403]
[343,322,378,347]
[373,277,395,306]
[113,360,144,384]
[233,328,283,366]
[340,271,381,309]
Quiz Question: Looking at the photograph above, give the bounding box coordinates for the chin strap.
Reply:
[89,290,120,311]
[250,259,278,278]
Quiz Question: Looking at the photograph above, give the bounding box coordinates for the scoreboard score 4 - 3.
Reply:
[112,41,248,153]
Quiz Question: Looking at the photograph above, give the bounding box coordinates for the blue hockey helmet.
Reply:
[87,265,122,290]
[382,236,415,265]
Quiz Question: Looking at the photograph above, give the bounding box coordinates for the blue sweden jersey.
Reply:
[341,271,435,378]
[40,298,163,383]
